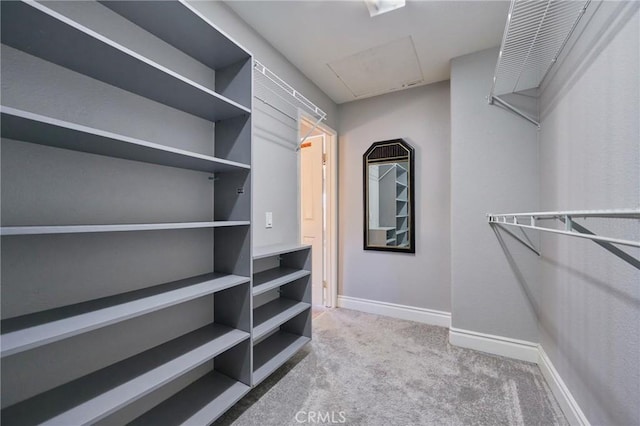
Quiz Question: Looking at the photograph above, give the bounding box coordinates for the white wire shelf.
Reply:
[491,0,590,96]
[488,209,640,248]
[488,0,590,127]
[253,60,326,149]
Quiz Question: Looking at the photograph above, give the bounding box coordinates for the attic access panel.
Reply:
[328,36,423,99]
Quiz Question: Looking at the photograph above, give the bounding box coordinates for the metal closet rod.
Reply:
[488,209,640,248]
[488,95,540,128]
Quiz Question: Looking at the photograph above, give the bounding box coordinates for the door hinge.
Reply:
[322,153,327,165]
[322,280,328,288]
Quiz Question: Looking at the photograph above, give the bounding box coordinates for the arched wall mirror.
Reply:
[363,139,415,253]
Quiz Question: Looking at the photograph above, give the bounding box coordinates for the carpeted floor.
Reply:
[215,308,567,426]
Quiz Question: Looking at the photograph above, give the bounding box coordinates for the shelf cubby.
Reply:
[253,298,311,342]
[101,0,252,110]
[253,329,311,386]
[253,267,311,296]
[1,324,249,425]
[0,107,250,173]
[0,1,249,123]
[128,370,250,426]
[1,273,249,358]
[251,244,311,385]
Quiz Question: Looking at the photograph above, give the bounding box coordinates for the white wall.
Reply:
[537,3,640,424]
[338,82,451,312]
[450,48,540,342]
[187,1,338,248]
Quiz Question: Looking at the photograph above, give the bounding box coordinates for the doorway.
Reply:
[299,115,337,308]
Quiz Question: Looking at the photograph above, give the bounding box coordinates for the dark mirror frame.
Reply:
[363,138,416,253]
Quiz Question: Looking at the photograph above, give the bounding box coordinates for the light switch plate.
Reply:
[265,212,273,228]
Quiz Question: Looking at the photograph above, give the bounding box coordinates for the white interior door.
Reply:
[301,134,324,306]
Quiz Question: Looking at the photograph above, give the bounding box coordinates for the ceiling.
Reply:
[227,1,509,104]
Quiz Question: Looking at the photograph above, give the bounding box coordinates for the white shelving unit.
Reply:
[1,1,253,424]
[251,244,312,386]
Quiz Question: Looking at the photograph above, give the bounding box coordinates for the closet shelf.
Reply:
[253,299,311,342]
[1,273,249,358]
[253,243,312,260]
[254,60,327,150]
[491,0,589,97]
[488,0,590,126]
[0,107,251,173]
[128,371,250,425]
[100,1,250,70]
[0,1,250,122]
[253,332,310,386]
[488,209,640,248]
[0,221,250,236]
[252,267,311,296]
[1,325,250,426]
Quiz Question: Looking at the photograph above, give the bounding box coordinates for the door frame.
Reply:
[298,112,338,308]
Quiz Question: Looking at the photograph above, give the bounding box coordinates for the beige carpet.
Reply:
[216,308,567,426]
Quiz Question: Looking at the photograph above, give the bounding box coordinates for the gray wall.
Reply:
[187,1,338,249]
[537,2,640,425]
[337,82,451,312]
[450,48,539,341]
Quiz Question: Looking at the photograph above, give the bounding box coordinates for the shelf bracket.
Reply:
[490,221,541,256]
[489,95,540,128]
[298,115,325,151]
[558,217,640,270]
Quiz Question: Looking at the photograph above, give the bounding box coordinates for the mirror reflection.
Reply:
[364,139,415,253]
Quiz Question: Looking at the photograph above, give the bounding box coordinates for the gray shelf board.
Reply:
[396,229,409,234]
[101,1,250,70]
[128,371,250,426]
[386,238,396,244]
[252,267,311,296]
[253,332,310,386]
[1,325,250,426]
[396,215,409,218]
[253,299,310,341]
[1,273,249,358]
[0,221,250,236]
[0,107,250,173]
[396,197,407,202]
[253,243,312,260]
[0,1,250,122]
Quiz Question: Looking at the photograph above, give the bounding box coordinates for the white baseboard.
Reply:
[538,347,590,426]
[336,295,450,328]
[449,327,539,363]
